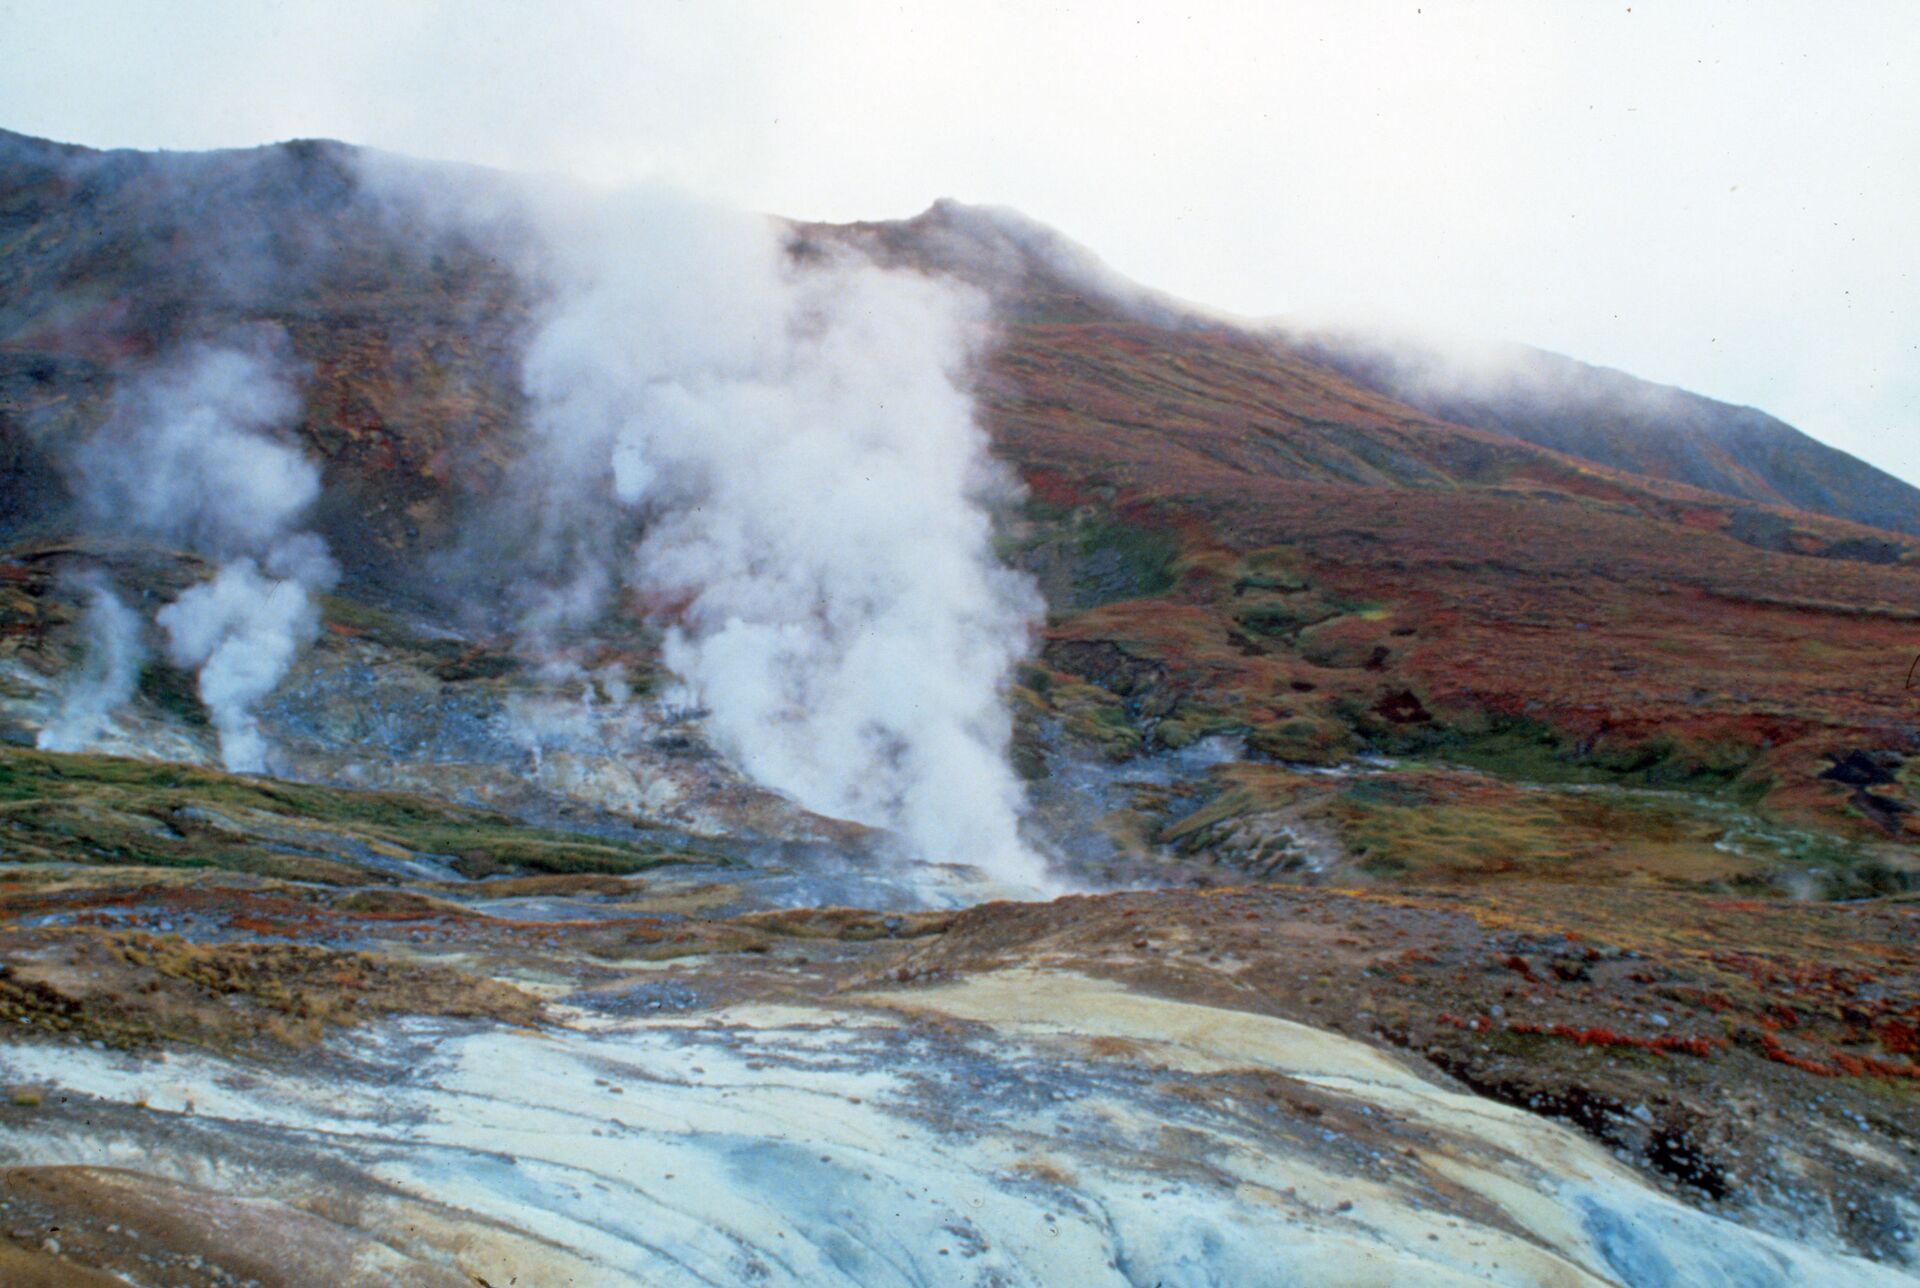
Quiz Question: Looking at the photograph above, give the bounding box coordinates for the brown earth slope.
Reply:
[822,201,1920,853]
[2,131,1917,854]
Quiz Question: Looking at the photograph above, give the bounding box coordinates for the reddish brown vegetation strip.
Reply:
[1757,1031,1920,1080]
[1437,1012,1722,1058]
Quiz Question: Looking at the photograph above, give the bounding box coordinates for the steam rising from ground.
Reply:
[35,571,144,753]
[67,346,336,772]
[156,534,334,772]
[43,164,1049,883]
[77,348,321,557]
[505,188,1046,886]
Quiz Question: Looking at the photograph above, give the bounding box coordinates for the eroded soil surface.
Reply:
[1,830,1916,1285]
[0,549,1913,1284]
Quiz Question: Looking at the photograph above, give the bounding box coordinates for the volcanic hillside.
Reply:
[1293,327,1920,540]
[2,129,1918,871]
[3,131,1920,1283]
[827,201,1920,864]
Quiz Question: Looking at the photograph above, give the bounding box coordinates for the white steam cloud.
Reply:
[156,535,334,773]
[78,346,322,557]
[509,187,1045,885]
[35,570,145,754]
[69,345,336,773]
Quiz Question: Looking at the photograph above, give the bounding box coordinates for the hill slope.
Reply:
[1290,328,1920,539]
[1,131,1917,858]
[820,200,1920,851]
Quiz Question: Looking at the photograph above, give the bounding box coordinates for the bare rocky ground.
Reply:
[0,545,1913,1285]
[0,879,1914,1286]
[1,778,1917,1285]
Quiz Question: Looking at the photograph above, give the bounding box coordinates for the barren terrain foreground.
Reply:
[0,130,1916,1285]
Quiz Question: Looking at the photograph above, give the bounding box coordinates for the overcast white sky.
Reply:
[3,1,1916,487]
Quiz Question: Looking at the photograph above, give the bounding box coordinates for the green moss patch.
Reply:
[0,746,716,882]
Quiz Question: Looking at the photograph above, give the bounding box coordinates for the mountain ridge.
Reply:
[1289,326,1920,538]
[2,129,1917,853]
[4,124,1913,542]
[838,193,1920,537]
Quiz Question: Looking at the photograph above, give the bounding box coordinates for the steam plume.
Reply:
[68,345,336,772]
[156,536,334,773]
[35,571,145,754]
[506,187,1046,885]
[77,346,321,556]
